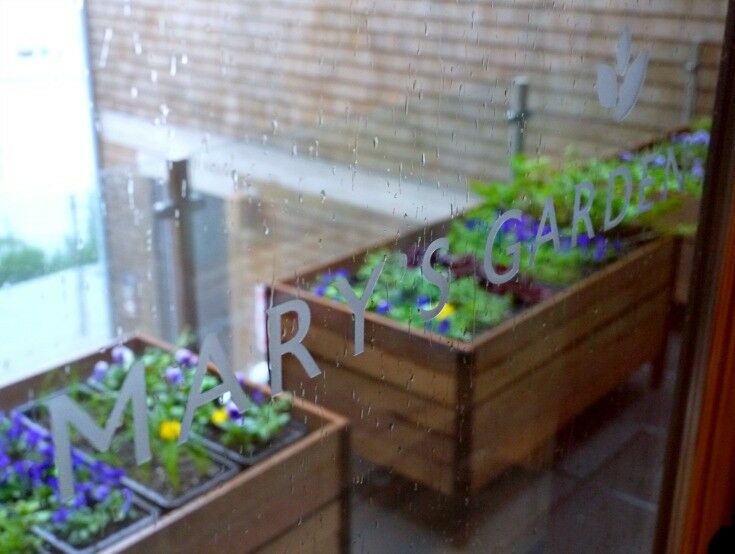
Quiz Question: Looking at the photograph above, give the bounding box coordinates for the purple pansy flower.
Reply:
[593,238,607,262]
[619,151,634,162]
[111,345,134,366]
[436,320,450,335]
[72,492,87,509]
[235,371,247,388]
[93,360,109,381]
[25,427,42,448]
[164,365,183,387]
[47,475,59,491]
[692,159,705,179]
[652,154,667,168]
[464,218,483,230]
[226,400,241,420]
[416,295,431,308]
[375,299,391,315]
[314,284,327,297]
[52,507,69,524]
[92,484,110,502]
[174,348,197,368]
[676,130,710,146]
[577,234,591,250]
[251,389,265,406]
[559,236,572,252]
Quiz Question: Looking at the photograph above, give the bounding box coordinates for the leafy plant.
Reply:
[91,337,292,463]
[471,120,710,234]
[0,412,136,550]
[312,252,513,342]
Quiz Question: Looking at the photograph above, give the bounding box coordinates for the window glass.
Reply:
[0,1,727,552]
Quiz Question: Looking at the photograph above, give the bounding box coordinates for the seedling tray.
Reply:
[16,387,239,510]
[195,418,309,468]
[32,496,159,554]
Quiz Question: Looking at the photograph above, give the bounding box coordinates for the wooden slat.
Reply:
[283,357,456,495]
[470,289,669,489]
[256,499,342,554]
[302,324,457,406]
[472,238,674,404]
[283,356,456,436]
[471,238,674,368]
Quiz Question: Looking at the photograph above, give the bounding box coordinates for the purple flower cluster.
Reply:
[674,130,710,146]
[0,411,132,522]
[111,345,134,366]
[692,158,705,179]
[375,299,391,315]
[174,348,198,368]
[164,365,184,387]
[313,268,350,296]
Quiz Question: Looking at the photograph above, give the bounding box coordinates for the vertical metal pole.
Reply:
[154,159,202,343]
[507,76,531,173]
[683,40,702,124]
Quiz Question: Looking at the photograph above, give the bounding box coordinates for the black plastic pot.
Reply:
[32,496,159,554]
[15,387,239,510]
[120,447,237,510]
[195,418,309,467]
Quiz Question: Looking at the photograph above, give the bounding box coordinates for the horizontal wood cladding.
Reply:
[88,0,724,182]
[469,288,670,489]
[283,356,458,495]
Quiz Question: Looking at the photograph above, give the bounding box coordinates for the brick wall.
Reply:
[87,0,726,185]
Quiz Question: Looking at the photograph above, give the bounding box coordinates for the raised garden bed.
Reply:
[1,336,351,553]
[273,222,674,505]
[268,127,702,523]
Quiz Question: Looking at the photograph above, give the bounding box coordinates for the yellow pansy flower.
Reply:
[211,408,228,426]
[159,420,181,441]
[436,303,456,320]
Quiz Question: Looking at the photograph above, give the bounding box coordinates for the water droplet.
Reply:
[320,189,326,203]
[373,136,379,148]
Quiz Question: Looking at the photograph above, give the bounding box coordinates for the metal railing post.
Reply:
[682,40,702,123]
[507,76,531,160]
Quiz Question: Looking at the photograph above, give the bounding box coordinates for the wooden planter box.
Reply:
[271,222,676,510]
[0,336,351,554]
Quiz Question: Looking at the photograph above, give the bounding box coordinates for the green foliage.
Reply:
[314,250,513,341]
[0,197,99,286]
[471,121,710,233]
[93,337,292,468]
[0,236,46,285]
[0,414,136,551]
